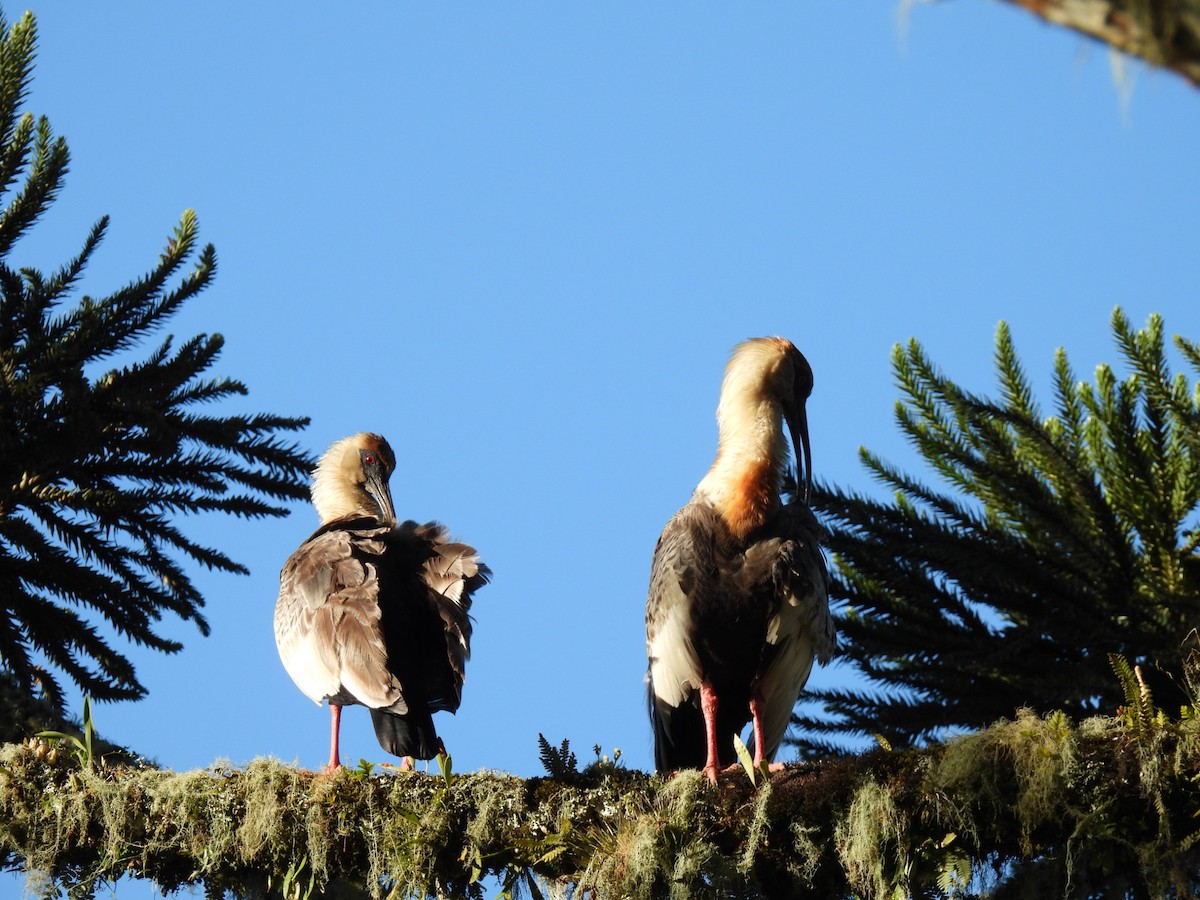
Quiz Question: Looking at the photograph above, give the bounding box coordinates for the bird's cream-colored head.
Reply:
[699,337,815,532]
[718,337,811,418]
[310,433,398,526]
[718,336,814,493]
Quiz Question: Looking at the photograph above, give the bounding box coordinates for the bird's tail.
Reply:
[370,708,442,761]
[651,693,707,772]
[651,690,742,771]
[650,685,745,772]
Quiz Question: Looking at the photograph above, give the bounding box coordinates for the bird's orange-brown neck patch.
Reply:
[712,456,777,539]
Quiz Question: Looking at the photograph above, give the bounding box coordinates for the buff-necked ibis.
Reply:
[275,433,489,771]
[646,338,834,783]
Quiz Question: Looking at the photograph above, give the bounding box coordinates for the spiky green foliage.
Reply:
[4,704,1200,899]
[537,734,579,779]
[0,10,314,713]
[795,308,1200,755]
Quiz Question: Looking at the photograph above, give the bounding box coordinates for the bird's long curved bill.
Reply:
[365,470,398,527]
[789,406,812,504]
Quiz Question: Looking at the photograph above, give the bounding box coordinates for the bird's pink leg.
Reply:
[325,704,343,772]
[749,693,767,767]
[749,692,786,774]
[700,682,721,785]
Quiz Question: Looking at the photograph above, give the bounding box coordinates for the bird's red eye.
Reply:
[364,454,376,466]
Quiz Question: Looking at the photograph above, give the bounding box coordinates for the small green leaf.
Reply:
[396,808,420,826]
[435,750,454,786]
[733,734,757,785]
[36,695,98,769]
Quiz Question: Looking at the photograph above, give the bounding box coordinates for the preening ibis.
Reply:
[645,337,835,783]
[275,433,489,771]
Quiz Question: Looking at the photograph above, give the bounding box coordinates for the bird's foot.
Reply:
[700,761,748,784]
[379,757,418,774]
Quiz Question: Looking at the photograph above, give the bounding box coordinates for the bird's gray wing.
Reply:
[275,523,404,711]
[751,502,835,759]
[404,520,490,704]
[646,504,714,710]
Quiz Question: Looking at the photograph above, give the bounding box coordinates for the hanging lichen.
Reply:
[836,776,912,898]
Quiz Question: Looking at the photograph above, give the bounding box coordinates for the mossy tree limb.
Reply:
[3,709,1200,899]
[995,0,1200,87]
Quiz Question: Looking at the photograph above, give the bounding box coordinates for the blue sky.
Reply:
[6,0,1200,893]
